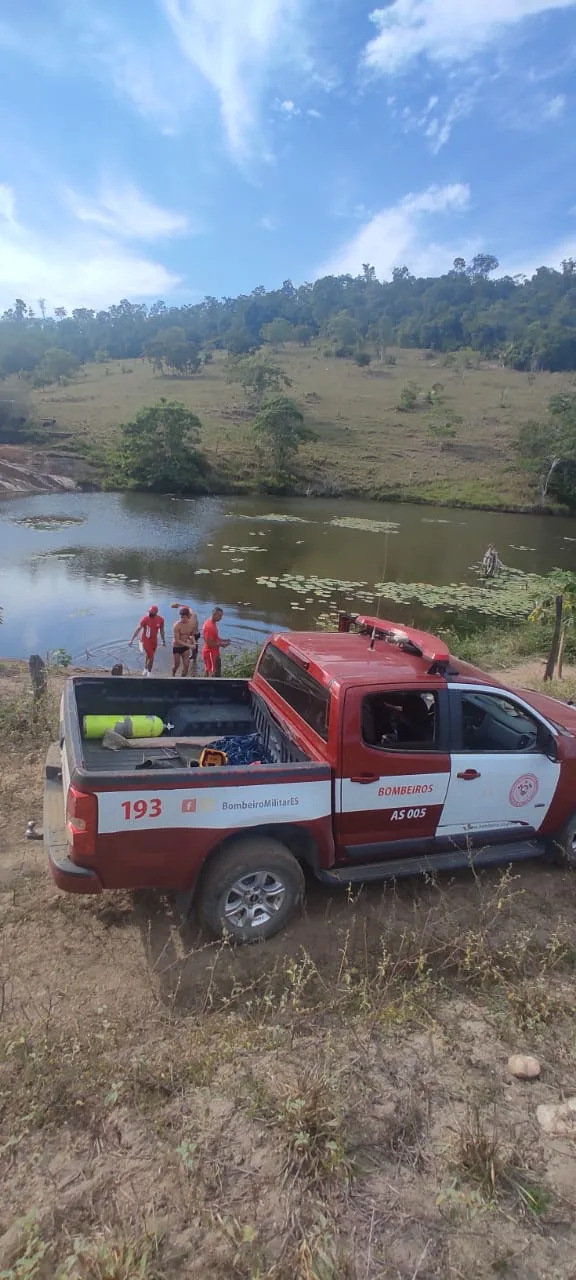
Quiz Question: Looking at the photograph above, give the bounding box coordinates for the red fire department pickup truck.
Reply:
[42,615,576,942]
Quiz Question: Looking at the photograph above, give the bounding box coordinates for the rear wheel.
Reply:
[196,838,305,943]
[550,813,576,868]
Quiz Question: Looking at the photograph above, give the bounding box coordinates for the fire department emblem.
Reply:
[509,773,539,808]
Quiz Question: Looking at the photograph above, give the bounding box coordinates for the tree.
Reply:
[37,299,47,322]
[294,324,313,346]
[0,391,30,443]
[112,400,207,493]
[468,254,499,279]
[261,318,294,346]
[517,392,576,507]
[54,307,67,320]
[226,327,259,355]
[371,315,393,361]
[427,407,462,443]
[327,311,360,350]
[354,351,371,367]
[294,325,314,346]
[227,353,291,410]
[145,327,202,376]
[252,396,314,479]
[397,382,421,411]
[31,348,81,386]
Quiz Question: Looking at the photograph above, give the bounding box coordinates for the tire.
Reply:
[551,813,576,869]
[196,837,305,943]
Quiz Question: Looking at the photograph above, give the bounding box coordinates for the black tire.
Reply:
[196,837,305,943]
[550,813,576,869]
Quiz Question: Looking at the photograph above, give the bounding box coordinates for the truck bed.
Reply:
[70,676,311,774]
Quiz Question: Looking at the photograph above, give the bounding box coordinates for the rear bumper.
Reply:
[44,745,102,895]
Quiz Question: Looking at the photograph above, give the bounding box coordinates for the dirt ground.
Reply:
[1,664,576,1278]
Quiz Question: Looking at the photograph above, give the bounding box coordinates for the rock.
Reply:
[508,1054,541,1080]
[537,1098,576,1137]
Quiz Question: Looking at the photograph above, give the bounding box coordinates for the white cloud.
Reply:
[317,183,473,278]
[279,98,299,114]
[260,215,276,230]
[65,181,190,241]
[0,187,181,312]
[396,88,477,151]
[0,184,17,223]
[55,6,195,129]
[426,91,477,152]
[363,0,576,74]
[307,107,322,118]
[542,91,567,118]
[160,0,308,157]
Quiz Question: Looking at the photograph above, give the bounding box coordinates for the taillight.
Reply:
[66,786,97,859]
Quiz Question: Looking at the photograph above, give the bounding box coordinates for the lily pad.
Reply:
[231,512,311,523]
[328,517,400,534]
[11,514,86,531]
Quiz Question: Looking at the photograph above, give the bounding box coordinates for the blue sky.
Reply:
[0,0,575,312]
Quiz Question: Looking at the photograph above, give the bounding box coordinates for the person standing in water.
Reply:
[129,605,166,675]
[202,607,230,677]
[172,605,199,677]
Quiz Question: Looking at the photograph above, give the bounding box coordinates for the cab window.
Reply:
[361,691,438,751]
[258,644,330,740]
[460,692,539,753]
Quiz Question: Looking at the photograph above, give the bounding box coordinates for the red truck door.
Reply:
[334,684,451,860]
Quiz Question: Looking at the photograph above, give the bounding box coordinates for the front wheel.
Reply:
[550,813,576,869]
[196,838,305,943]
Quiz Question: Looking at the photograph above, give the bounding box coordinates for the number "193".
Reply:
[121,799,162,820]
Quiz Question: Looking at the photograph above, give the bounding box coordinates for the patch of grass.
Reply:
[450,1108,550,1219]
[442,621,553,670]
[222,647,259,678]
[0,692,57,749]
[0,1030,110,1134]
[278,1219,356,1280]
[0,1213,48,1280]
[376,1091,427,1168]
[268,1068,353,1187]
[58,1230,165,1279]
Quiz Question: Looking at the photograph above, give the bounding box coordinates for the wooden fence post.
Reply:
[29,654,46,701]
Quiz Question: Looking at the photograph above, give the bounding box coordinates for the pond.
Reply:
[1,491,575,669]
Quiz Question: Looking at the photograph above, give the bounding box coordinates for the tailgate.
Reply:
[43,742,101,893]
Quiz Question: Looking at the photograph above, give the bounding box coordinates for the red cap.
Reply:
[149,605,159,615]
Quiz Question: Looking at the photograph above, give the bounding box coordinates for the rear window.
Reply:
[257,644,330,740]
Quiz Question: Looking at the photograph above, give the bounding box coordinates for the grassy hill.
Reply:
[27,345,575,509]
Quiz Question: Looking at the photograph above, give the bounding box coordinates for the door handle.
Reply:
[351,774,379,784]
[457,768,481,780]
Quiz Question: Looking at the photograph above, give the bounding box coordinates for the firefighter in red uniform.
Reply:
[202,607,230,677]
[129,605,166,675]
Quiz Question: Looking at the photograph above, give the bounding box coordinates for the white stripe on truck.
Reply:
[96,780,332,833]
[339,773,450,814]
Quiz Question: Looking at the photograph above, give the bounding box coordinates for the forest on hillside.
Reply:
[3,255,576,385]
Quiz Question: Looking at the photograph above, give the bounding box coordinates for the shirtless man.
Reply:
[172,605,199,677]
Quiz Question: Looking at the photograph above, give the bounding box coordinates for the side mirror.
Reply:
[537,724,558,761]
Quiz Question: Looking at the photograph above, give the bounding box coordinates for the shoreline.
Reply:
[0,469,569,518]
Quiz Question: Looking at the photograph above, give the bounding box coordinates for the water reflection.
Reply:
[1,490,575,662]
